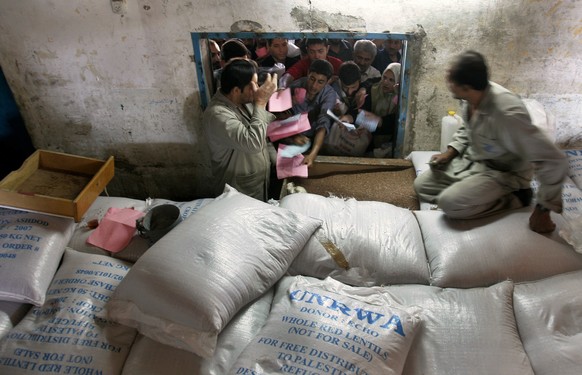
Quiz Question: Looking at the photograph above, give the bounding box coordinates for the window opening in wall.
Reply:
[191,32,413,157]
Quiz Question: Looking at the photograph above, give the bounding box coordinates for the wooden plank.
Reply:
[309,156,413,178]
[74,156,115,221]
[39,150,104,175]
[0,193,76,219]
[0,150,40,190]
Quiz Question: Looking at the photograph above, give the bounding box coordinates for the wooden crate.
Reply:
[281,155,419,210]
[0,150,114,222]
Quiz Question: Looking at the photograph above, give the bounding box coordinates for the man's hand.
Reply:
[339,114,354,123]
[529,205,556,233]
[278,73,293,90]
[302,127,325,168]
[253,73,278,107]
[355,88,367,109]
[290,134,310,146]
[303,154,316,168]
[430,146,459,165]
[354,127,370,136]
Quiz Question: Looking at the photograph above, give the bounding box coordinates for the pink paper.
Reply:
[255,46,269,59]
[268,88,292,112]
[87,207,145,253]
[276,144,309,179]
[294,87,307,104]
[267,112,311,142]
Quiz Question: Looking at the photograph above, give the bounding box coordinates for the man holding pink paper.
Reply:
[203,59,278,201]
[276,59,337,167]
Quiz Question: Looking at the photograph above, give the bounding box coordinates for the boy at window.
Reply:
[279,59,338,167]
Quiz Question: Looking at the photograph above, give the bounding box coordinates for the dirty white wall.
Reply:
[0,0,580,200]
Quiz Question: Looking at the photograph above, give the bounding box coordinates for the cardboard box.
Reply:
[0,150,114,221]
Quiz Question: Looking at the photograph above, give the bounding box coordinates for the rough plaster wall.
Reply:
[402,0,582,151]
[0,0,580,200]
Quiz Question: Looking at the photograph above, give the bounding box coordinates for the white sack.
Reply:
[385,281,535,375]
[0,208,74,305]
[279,193,429,286]
[547,176,582,253]
[0,310,9,341]
[559,214,582,254]
[564,149,582,190]
[0,302,32,339]
[522,98,556,143]
[231,276,422,375]
[560,176,582,218]
[0,248,136,374]
[151,197,214,220]
[530,174,582,220]
[107,185,321,358]
[121,288,274,375]
[406,151,442,211]
[406,151,435,177]
[415,208,582,288]
[513,270,582,375]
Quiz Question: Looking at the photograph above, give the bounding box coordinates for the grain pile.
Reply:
[288,158,419,210]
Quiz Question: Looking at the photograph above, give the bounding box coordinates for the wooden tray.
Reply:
[0,150,114,221]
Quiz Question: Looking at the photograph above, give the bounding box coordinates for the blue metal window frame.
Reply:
[191,32,413,157]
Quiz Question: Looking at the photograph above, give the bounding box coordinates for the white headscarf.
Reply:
[385,62,401,85]
[371,62,401,116]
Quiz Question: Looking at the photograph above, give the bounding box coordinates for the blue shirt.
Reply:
[289,77,338,138]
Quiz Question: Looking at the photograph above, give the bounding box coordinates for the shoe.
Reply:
[512,188,533,207]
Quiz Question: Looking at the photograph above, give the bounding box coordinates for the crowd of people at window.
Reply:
[203,36,404,201]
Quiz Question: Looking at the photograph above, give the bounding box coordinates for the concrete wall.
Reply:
[0,0,580,200]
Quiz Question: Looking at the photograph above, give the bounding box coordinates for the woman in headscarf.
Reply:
[366,62,401,117]
[363,62,401,155]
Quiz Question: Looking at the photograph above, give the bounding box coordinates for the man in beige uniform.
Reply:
[203,59,277,201]
[414,50,567,233]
